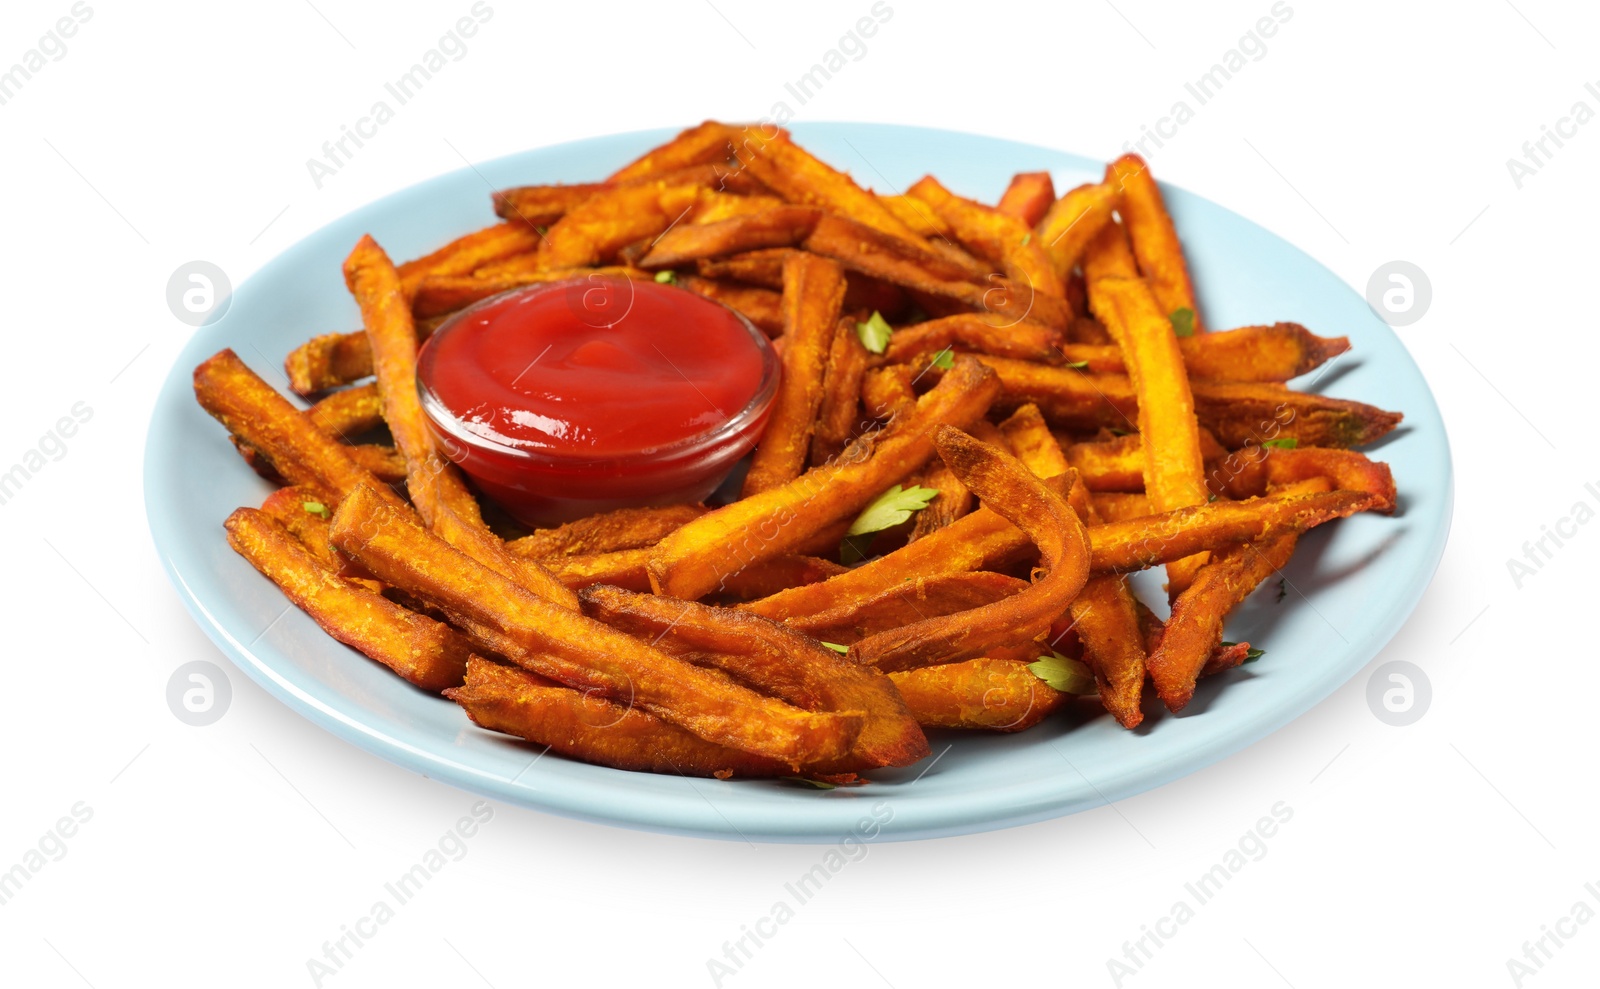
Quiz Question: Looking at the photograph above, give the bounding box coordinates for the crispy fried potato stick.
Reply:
[579,586,928,769]
[907,175,1063,298]
[649,355,1001,600]
[1065,429,1228,492]
[848,429,1091,672]
[735,129,926,242]
[811,316,872,466]
[491,182,606,227]
[283,313,448,396]
[330,485,862,769]
[410,266,647,320]
[344,234,578,610]
[676,276,783,336]
[638,206,821,269]
[884,313,1063,365]
[889,658,1066,731]
[1207,446,1398,512]
[541,548,844,596]
[395,222,543,298]
[536,180,705,269]
[1059,322,1350,382]
[225,508,470,691]
[1036,181,1120,282]
[696,247,793,287]
[1107,154,1201,331]
[193,349,408,511]
[607,120,740,182]
[786,571,1027,643]
[805,213,1071,331]
[996,172,1057,227]
[743,253,847,495]
[1090,492,1152,523]
[506,504,708,558]
[306,382,385,438]
[878,194,952,238]
[742,485,1371,620]
[861,364,918,419]
[257,486,366,581]
[446,657,804,780]
[1085,221,1211,593]
[906,455,971,542]
[968,355,1402,449]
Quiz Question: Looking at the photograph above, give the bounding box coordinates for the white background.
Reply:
[2,1,1595,986]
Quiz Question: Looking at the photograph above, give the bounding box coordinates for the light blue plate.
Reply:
[144,124,1452,842]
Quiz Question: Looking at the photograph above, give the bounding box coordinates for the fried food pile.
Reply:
[195,121,1401,782]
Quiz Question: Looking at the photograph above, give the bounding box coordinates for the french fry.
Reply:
[306,382,385,438]
[225,508,470,691]
[1207,446,1398,512]
[257,486,357,578]
[805,213,1071,331]
[861,364,917,419]
[884,313,1064,364]
[579,586,928,769]
[847,429,1091,672]
[649,355,1002,600]
[735,129,926,242]
[696,247,793,287]
[1066,429,1228,492]
[284,331,376,396]
[743,253,847,495]
[344,234,579,610]
[446,657,801,779]
[193,349,408,511]
[810,316,872,466]
[676,276,783,336]
[785,571,1027,643]
[966,355,1402,449]
[506,504,708,558]
[1090,492,1152,522]
[607,120,739,183]
[536,180,705,269]
[996,404,1069,476]
[717,555,849,599]
[1036,181,1120,282]
[742,484,1371,621]
[1059,322,1350,382]
[906,174,1063,298]
[410,266,647,320]
[1085,221,1211,593]
[638,206,822,269]
[1107,154,1201,331]
[878,193,951,238]
[492,182,606,227]
[906,456,971,541]
[996,171,1057,227]
[889,658,1066,731]
[330,485,863,770]
[395,221,543,298]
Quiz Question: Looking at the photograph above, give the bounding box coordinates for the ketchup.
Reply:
[417,276,778,525]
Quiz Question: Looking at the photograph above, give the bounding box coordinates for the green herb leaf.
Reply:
[1169,307,1196,337]
[1222,641,1266,664]
[839,484,940,564]
[930,347,954,370]
[302,501,330,519]
[820,641,850,654]
[1028,650,1097,694]
[784,777,838,790]
[654,270,677,285]
[855,310,893,354]
[1261,437,1298,450]
[1064,360,1090,370]
[1021,232,1032,247]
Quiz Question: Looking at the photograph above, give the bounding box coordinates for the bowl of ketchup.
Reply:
[416,274,779,525]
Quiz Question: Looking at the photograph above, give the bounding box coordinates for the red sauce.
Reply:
[417,276,777,524]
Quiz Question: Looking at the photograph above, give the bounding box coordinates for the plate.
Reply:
[144,123,1452,842]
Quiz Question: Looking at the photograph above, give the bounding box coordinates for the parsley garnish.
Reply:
[1222,641,1266,663]
[820,641,850,654]
[302,501,330,519]
[839,484,939,563]
[1169,307,1196,337]
[1028,650,1096,694]
[1261,437,1298,450]
[855,310,893,354]
[930,347,954,370]
[654,270,677,285]
[1064,360,1090,370]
